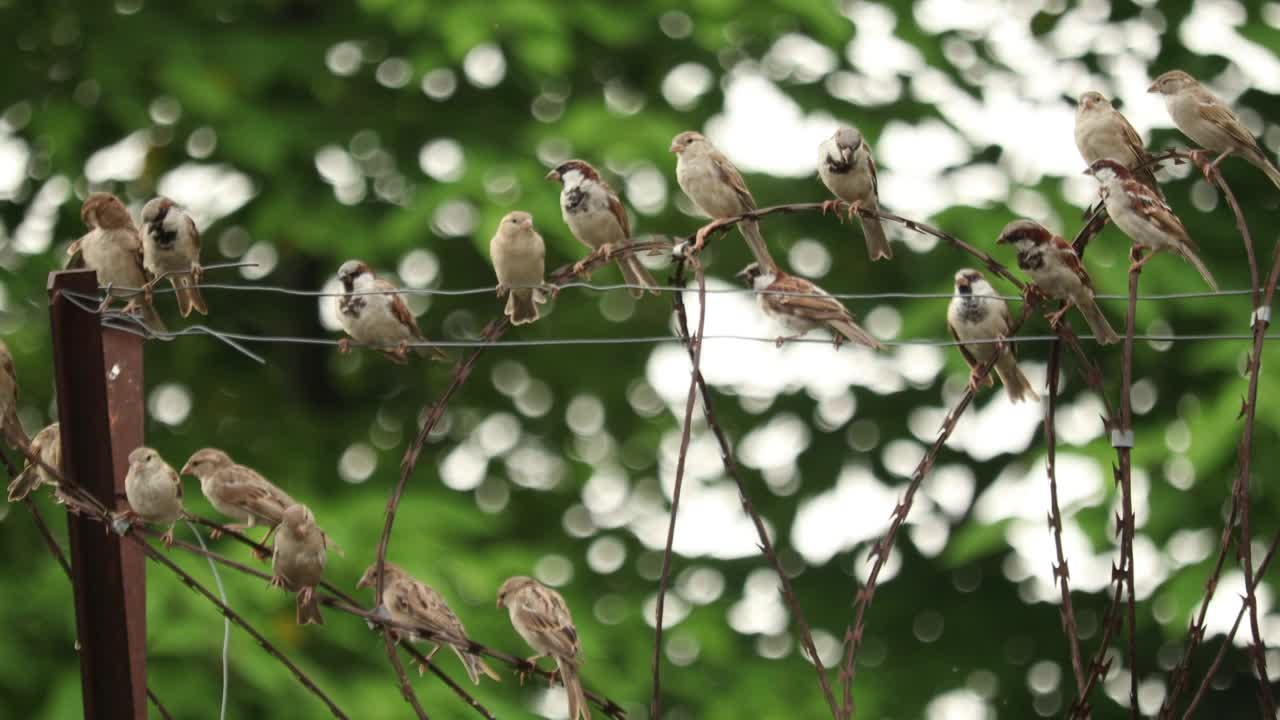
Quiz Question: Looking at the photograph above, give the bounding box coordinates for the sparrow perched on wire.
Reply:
[1075,91,1162,197]
[671,130,774,266]
[1149,70,1280,189]
[271,504,328,625]
[490,211,549,325]
[0,340,29,450]
[123,447,185,547]
[67,192,166,334]
[1086,159,1219,289]
[6,423,58,502]
[497,576,590,720]
[996,220,1120,345]
[139,196,207,317]
[358,562,501,684]
[336,260,448,364]
[817,126,893,261]
[546,160,659,297]
[947,269,1039,403]
[736,262,882,349]
[180,448,296,543]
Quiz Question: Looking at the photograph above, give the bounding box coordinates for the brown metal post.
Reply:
[48,269,147,720]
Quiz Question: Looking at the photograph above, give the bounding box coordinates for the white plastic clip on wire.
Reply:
[1110,429,1135,449]
[1252,306,1272,327]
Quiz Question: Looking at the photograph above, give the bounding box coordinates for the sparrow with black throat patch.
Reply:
[546,160,659,297]
[67,192,167,333]
[996,219,1120,345]
[1075,91,1162,198]
[736,262,882,350]
[271,504,328,625]
[336,260,448,364]
[1149,69,1280,189]
[123,447,185,546]
[1086,159,1219,289]
[671,130,775,267]
[947,269,1039,403]
[140,196,208,317]
[490,211,550,325]
[817,126,893,260]
[497,576,590,720]
[358,562,501,684]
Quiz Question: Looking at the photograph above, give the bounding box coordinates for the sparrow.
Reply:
[817,126,893,260]
[357,562,501,684]
[497,576,590,720]
[490,211,549,325]
[0,339,30,449]
[1149,69,1280,189]
[180,448,296,541]
[6,423,59,502]
[66,192,167,334]
[996,219,1120,345]
[1086,159,1219,289]
[670,130,774,267]
[140,196,208,317]
[123,447,185,546]
[271,504,328,625]
[735,262,883,349]
[546,160,659,297]
[336,260,448,364]
[1074,91,1163,197]
[947,269,1039,403]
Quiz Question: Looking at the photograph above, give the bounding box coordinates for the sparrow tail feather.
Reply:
[1077,295,1121,345]
[557,658,590,720]
[170,275,208,317]
[616,255,659,297]
[740,221,776,269]
[296,590,323,625]
[829,319,884,350]
[6,465,39,502]
[858,215,893,261]
[996,355,1039,403]
[1250,151,1280,192]
[1179,249,1220,292]
[505,290,542,325]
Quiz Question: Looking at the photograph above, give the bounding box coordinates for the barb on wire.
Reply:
[1111,251,1142,715]
[650,255,710,720]
[1044,329,1087,696]
[841,299,1041,718]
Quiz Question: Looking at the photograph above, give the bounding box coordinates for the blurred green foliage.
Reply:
[2,1,1280,718]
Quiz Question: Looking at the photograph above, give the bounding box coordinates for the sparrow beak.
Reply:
[179,461,192,476]
[956,278,969,290]
[356,576,371,590]
[1146,81,1158,94]
[544,169,560,182]
[734,268,752,284]
[669,141,681,154]
[995,234,1008,245]
[1082,167,1095,176]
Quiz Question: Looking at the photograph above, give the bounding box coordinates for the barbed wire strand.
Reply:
[1116,249,1142,714]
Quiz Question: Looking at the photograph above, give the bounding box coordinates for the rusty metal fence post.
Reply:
[48,269,147,720]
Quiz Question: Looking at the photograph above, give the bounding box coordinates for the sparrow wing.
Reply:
[947,318,980,372]
[215,466,293,523]
[1197,99,1260,152]
[514,585,581,659]
[866,144,880,199]
[1051,234,1094,291]
[998,301,1019,359]
[165,463,183,499]
[65,237,86,270]
[1124,178,1196,250]
[710,149,757,211]
[768,274,855,322]
[377,278,426,341]
[604,184,631,238]
[405,580,471,644]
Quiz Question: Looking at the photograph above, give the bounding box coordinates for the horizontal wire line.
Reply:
[106,279,1257,302]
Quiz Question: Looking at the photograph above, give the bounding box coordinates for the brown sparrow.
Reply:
[1149,70,1280,188]
[140,196,207,317]
[336,260,448,363]
[490,211,549,325]
[1075,91,1162,197]
[123,447,185,546]
[497,576,589,720]
[546,160,659,297]
[0,339,29,449]
[180,448,296,541]
[736,262,882,349]
[6,423,59,502]
[947,269,1039,403]
[996,220,1120,345]
[271,504,328,625]
[671,130,774,266]
[1086,159,1219,289]
[67,192,166,333]
[817,126,893,260]
[357,562,501,684]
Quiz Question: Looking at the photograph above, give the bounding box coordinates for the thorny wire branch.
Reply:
[376,239,671,720]
[1183,526,1280,719]
[1159,153,1280,719]
[125,525,499,720]
[384,629,430,720]
[650,255,710,719]
[843,299,1040,719]
[1044,330,1087,697]
[666,253,844,717]
[1110,252,1142,717]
